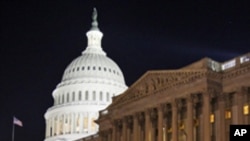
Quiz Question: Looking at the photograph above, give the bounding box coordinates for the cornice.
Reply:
[109,69,207,109]
[223,63,250,80]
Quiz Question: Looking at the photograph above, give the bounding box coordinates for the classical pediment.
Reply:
[108,69,208,109]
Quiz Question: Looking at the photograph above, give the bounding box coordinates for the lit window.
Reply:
[83,117,88,132]
[91,118,96,131]
[167,127,172,133]
[243,105,249,115]
[179,121,184,130]
[225,110,231,119]
[194,119,199,126]
[210,114,215,123]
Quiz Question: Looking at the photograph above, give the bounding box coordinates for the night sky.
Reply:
[1,0,249,140]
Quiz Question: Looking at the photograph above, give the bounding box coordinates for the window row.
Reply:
[65,66,120,76]
[55,90,115,105]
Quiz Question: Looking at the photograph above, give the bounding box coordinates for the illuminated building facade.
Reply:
[44,8,127,141]
[81,53,250,141]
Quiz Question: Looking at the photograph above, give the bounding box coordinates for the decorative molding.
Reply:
[223,64,250,80]
[109,70,207,109]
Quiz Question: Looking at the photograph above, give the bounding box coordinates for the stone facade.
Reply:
[80,52,250,141]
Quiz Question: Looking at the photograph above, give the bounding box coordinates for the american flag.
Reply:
[13,116,23,127]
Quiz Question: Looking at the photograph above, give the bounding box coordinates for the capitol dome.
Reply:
[44,8,127,141]
[61,49,125,84]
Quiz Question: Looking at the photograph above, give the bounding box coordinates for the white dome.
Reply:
[44,8,127,141]
[61,51,125,85]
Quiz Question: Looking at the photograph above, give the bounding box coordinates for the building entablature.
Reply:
[97,86,249,131]
[105,58,250,111]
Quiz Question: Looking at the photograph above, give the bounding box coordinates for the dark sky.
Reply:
[1,0,249,140]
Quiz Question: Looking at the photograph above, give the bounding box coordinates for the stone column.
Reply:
[133,114,138,141]
[122,118,127,141]
[52,117,55,136]
[163,117,167,141]
[126,118,131,141]
[99,131,103,141]
[219,94,226,141]
[108,129,112,141]
[237,88,245,124]
[203,92,211,141]
[172,100,178,141]
[112,121,117,141]
[138,113,143,141]
[157,105,164,141]
[187,95,194,141]
[145,109,151,141]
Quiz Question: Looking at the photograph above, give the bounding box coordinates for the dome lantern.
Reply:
[83,8,105,55]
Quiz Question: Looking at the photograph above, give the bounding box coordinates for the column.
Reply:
[203,92,211,141]
[127,121,131,141]
[80,113,83,133]
[219,94,226,141]
[112,121,117,141]
[157,105,164,141]
[145,109,151,141]
[88,113,91,132]
[108,130,112,141]
[63,114,66,134]
[237,90,244,124]
[187,95,194,141]
[172,100,178,141]
[163,117,167,141]
[122,118,127,141]
[71,113,74,133]
[133,114,138,141]
[52,117,55,136]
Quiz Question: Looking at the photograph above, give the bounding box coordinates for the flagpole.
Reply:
[12,122,15,141]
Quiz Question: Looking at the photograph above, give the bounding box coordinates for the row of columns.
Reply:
[99,89,249,141]
[101,94,201,141]
[45,112,97,138]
